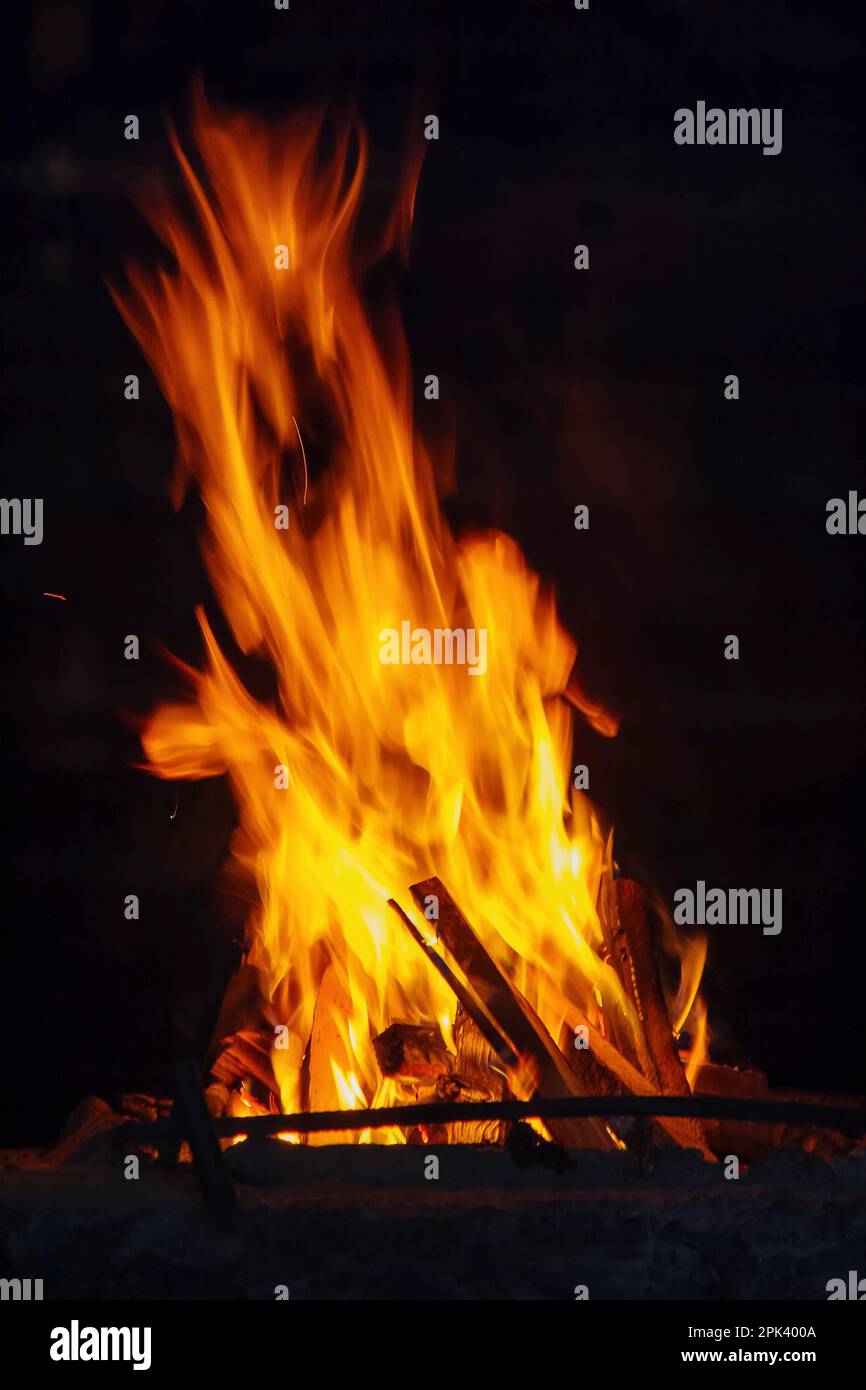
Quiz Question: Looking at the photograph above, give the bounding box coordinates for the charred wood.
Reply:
[210,1028,277,1098]
[408,878,617,1151]
[373,1022,452,1081]
[602,877,708,1152]
[387,898,517,1067]
[439,1006,511,1144]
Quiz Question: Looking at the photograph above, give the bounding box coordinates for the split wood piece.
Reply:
[306,964,357,1145]
[438,1005,511,1144]
[408,878,616,1152]
[204,962,263,1073]
[373,1022,452,1081]
[194,930,246,1074]
[533,968,711,1154]
[451,1004,509,1097]
[210,1029,277,1097]
[372,1013,512,1143]
[555,997,712,1155]
[204,1082,231,1119]
[387,899,518,1068]
[693,1062,772,1158]
[26,1099,127,1170]
[555,1020,666,1151]
[601,877,708,1152]
[118,1094,174,1124]
[765,1084,865,1160]
[60,1095,115,1138]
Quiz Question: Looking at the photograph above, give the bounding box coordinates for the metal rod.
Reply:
[172,1058,240,1227]
[122,1092,866,1145]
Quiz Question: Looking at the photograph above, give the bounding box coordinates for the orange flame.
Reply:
[112,89,704,1137]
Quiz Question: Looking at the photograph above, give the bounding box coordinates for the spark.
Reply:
[43,592,66,601]
[292,414,309,506]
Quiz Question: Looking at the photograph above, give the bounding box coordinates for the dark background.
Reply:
[1,0,864,1145]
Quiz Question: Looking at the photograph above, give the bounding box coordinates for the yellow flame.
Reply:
[112,88,705,1138]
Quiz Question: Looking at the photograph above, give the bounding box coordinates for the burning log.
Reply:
[117,1094,173,1124]
[693,1062,772,1158]
[304,964,358,1144]
[602,877,708,1152]
[373,1012,512,1144]
[387,899,517,1068]
[407,878,618,1151]
[559,1003,712,1155]
[437,1006,511,1144]
[204,1082,231,1119]
[555,1020,661,1151]
[530,969,711,1154]
[448,1005,508,1098]
[373,1023,452,1081]
[210,1029,277,1098]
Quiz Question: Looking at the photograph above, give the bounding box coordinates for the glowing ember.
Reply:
[111,87,706,1141]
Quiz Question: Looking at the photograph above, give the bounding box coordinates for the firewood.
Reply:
[408,878,617,1151]
[31,1098,126,1169]
[555,1020,656,1150]
[204,1082,231,1119]
[387,899,517,1067]
[118,1094,173,1124]
[372,1009,513,1143]
[373,1022,452,1080]
[210,1029,276,1096]
[693,1062,772,1157]
[554,999,712,1154]
[440,1005,511,1144]
[529,970,710,1153]
[602,877,708,1152]
[305,964,358,1144]
[453,1003,504,1087]
[60,1095,114,1137]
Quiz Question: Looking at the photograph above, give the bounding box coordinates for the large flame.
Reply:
[113,90,701,1137]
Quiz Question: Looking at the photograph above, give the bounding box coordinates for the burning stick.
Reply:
[387,899,518,1068]
[406,879,618,1151]
[560,1000,712,1154]
[602,878,708,1151]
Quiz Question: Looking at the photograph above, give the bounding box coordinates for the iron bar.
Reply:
[120,1092,866,1145]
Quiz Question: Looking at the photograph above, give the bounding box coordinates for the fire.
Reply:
[112,88,705,1139]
